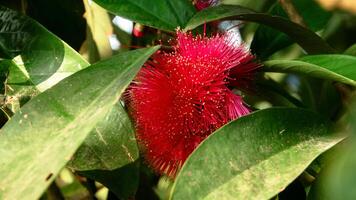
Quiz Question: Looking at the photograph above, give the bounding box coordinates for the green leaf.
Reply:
[256,78,305,108]
[0,59,39,112]
[81,0,113,63]
[68,102,138,171]
[184,5,334,55]
[93,0,196,32]
[251,0,331,59]
[344,44,356,56]
[263,54,356,86]
[297,78,341,118]
[221,0,272,11]
[0,46,159,200]
[170,108,344,200]
[78,161,140,200]
[307,96,356,200]
[0,6,89,87]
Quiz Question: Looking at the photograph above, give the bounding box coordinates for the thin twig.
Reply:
[278,0,307,27]
[0,107,11,120]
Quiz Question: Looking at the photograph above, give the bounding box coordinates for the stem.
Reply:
[0,107,12,119]
[20,0,27,14]
[298,171,315,187]
[278,0,307,27]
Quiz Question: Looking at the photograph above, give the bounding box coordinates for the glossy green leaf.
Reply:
[0,6,88,87]
[68,102,138,171]
[184,5,334,55]
[171,108,344,200]
[93,0,196,32]
[251,0,331,59]
[263,54,356,86]
[0,46,159,200]
[78,161,140,200]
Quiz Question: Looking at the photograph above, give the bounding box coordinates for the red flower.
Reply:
[194,0,218,10]
[127,30,259,177]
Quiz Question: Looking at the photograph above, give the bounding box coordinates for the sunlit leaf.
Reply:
[171,108,344,200]
[68,103,138,171]
[0,6,88,88]
[81,0,113,63]
[0,46,159,200]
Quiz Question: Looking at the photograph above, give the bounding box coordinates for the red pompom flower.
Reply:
[127,30,259,177]
[194,0,218,10]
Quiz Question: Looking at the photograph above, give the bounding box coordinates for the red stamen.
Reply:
[126,30,259,178]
